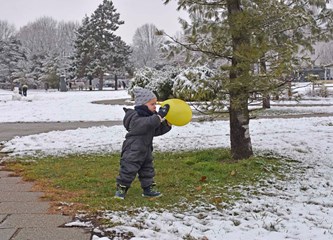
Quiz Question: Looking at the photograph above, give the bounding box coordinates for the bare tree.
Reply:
[17,17,58,55]
[0,20,16,41]
[55,21,79,78]
[314,41,333,66]
[56,21,79,57]
[16,17,79,87]
[131,23,165,68]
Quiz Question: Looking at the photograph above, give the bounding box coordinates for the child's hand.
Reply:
[158,104,170,118]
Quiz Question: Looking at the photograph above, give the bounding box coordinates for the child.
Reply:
[115,88,171,199]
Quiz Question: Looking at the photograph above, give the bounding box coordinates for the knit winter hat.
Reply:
[133,88,157,106]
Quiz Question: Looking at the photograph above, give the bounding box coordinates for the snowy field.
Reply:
[0,84,333,240]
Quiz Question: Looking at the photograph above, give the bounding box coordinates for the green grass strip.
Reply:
[5,148,284,213]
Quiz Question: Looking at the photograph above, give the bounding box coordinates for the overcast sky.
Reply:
[0,0,187,44]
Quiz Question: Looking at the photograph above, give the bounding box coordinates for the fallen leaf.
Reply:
[230,170,236,176]
[212,197,223,204]
[200,176,207,182]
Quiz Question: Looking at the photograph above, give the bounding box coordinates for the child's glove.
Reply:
[158,104,170,118]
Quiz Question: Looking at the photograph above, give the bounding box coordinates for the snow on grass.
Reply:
[1,86,333,239]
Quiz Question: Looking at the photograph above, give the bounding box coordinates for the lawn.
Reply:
[4,148,285,215]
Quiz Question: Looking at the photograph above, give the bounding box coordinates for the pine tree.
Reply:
[26,53,47,87]
[0,37,26,90]
[73,0,131,90]
[73,16,93,78]
[165,0,333,160]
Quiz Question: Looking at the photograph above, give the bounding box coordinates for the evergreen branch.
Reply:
[163,31,232,60]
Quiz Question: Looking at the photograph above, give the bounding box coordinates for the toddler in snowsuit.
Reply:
[115,88,171,199]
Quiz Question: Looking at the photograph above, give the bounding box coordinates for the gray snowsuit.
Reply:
[116,107,172,188]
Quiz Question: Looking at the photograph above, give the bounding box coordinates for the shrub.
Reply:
[172,66,218,101]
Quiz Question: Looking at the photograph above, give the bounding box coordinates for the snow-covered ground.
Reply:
[0,85,333,240]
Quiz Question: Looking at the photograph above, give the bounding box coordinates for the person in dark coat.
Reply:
[22,84,28,97]
[18,85,22,95]
[115,88,171,199]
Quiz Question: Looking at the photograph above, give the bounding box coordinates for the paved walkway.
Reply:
[0,166,91,240]
[0,121,122,142]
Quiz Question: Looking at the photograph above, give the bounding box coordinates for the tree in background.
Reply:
[73,16,93,81]
[0,38,26,90]
[314,41,333,66]
[160,31,190,68]
[73,0,131,90]
[164,0,333,160]
[16,17,78,88]
[55,21,79,80]
[129,66,179,100]
[172,66,219,101]
[17,17,58,56]
[0,21,23,89]
[0,20,16,41]
[131,23,165,68]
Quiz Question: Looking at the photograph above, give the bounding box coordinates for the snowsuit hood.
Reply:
[123,107,136,131]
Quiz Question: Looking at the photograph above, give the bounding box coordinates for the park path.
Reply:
[0,121,122,142]
[1,113,332,143]
[0,166,91,240]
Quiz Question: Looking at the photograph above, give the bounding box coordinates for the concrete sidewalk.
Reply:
[0,166,91,240]
[0,121,122,143]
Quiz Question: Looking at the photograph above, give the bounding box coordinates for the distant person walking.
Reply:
[22,84,28,97]
[122,81,127,89]
[18,86,22,95]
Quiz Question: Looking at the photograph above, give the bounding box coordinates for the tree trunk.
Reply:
[227,0,253,160]
[88,75,93,91]
[229,91,253,160]
[114,74,118,90]
[89,79,92,91]
[99,73,103,91]
[10,78,15,91]
[262,95,271,108]
[288,81,292,100]
[260,53,270,108]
